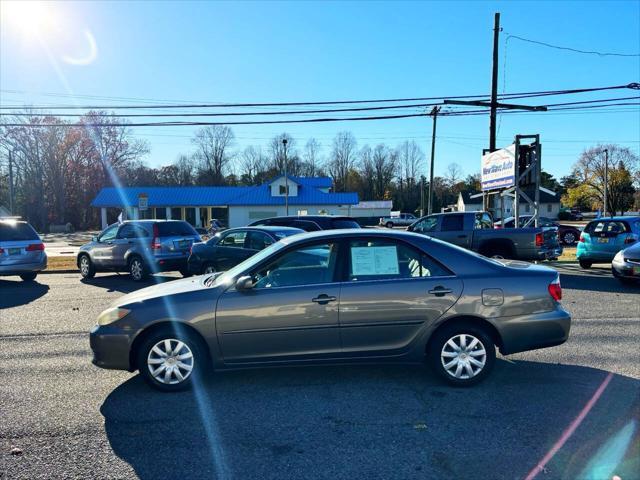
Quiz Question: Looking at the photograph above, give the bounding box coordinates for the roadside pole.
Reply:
[603,148,609,217]
[8,149,15,215]
[427,106,440,215]
[489,12,500,152]
[283,138,289,216]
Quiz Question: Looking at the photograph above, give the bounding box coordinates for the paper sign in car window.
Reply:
[351,246,399,276]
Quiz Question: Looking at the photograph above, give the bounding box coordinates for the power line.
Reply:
[1,83,636,110]
[505,33,640,58]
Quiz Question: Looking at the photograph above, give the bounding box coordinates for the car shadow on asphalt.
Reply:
[559,270,640,293]
[0,279,50,308]
[80,274,180,294]
[101,360,639,480]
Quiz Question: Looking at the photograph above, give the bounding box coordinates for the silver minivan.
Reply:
[0,219,47,281]
[77,220,201,281]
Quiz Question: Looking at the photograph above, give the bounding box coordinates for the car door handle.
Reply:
[428,286,453,297]
[312,294,337,304]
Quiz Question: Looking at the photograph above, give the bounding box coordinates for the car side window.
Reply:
[99,225,118,242]
[117,224,149,239]
[246,231,273,250]
[347,239,450,282]
[412,216,438,233]
[252,242,339,289]
[292,220,321,231]
[220,231,247,247]
[117,224,134,239]
[482,213,493,229]
[441,215,464,231]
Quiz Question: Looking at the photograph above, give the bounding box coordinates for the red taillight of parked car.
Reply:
[151,224,161,250]
[0,247,4,254]
[535,232,544,247]
[578,233,585,243]
[624,236,637,244]
[26,243,45,251]
[548,277,562,302]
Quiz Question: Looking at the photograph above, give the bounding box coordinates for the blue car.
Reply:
[576,216,640,268]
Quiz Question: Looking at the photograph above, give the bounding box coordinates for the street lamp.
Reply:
[282,138,289,216]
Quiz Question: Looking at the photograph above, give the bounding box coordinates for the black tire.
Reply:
[201,263,216,275]
[562,231,577,246]
[428,321,496,387]
[179,268,192,278]
[19,272,37,282]
[579,259,592,269]
[78,254,96,279]
[385,222,394,228]
[136,327,206,392]
[128,255,148,282]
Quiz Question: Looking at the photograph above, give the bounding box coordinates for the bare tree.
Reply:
[239,146,268,184]
[268,133,301,175]
[192,125,234,185]
[371,144,396,199]
[397,140,424,185]
[327,131,357,191]
[444,162,463,191]
[302,138,322,176]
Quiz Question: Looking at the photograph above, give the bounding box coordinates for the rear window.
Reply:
[156,221,198,237]
[585,221,630,234]
[0,222,39,241]
[331,219,360,229]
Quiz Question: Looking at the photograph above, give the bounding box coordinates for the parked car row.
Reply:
[494,215,582,246]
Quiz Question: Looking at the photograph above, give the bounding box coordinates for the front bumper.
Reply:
[90,324,136,371]
[612,258,640,279]
[0,255,47,276]
[497,308,571,355]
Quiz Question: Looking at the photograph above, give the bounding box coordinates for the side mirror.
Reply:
[407,224,414,232]
[235,275,254,291]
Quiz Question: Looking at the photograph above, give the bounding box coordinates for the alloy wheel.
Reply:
[564,232,576,245]
[147,338,194,385]
[130,259,143,281]
[204,265,216,274]
[80,257,90,276]
[440,334,487,380]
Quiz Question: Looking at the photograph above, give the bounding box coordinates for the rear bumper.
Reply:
[0,255,47,276]
[497,308,571,355]
[90,324,135,371]
[536,246,563,260]
[149,255,188,272]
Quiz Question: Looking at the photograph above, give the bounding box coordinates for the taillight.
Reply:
[535,232,544,247]
[578,233,585,243]
[495,225,502,229]
[0,247,4,254]
[548,277,562,302]
[624,236,636,245]
[151,224,161,250]
[26,243,45,251]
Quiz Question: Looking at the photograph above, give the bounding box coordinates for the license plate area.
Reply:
[173,240,191,251]
[8,248,21,255]
[633,266,640,275]
[597,238,609,243]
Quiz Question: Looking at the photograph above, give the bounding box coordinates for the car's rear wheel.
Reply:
[78,254,96,279]
[137,329,204,392]
[579,259,593,269]
[562,232,577,246]
[19,272,37,282]
[429,322,496,387]
[385,221,394,228]
[179,268,192,278]
[128,256,148,281]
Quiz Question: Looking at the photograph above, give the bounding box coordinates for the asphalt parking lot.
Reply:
[1,266,639,480]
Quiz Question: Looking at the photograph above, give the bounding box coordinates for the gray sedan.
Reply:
[90,229,571,391]
[612,241,640,284]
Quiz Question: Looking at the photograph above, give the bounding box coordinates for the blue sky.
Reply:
[1,0,639,180]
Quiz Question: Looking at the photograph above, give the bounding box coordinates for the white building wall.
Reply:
[270,178,299,197]
[228,204,348,228]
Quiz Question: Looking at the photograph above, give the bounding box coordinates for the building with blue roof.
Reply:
[92,176,360,228]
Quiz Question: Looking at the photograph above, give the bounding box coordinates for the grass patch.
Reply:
[556,246,577,263]
[46,256,78,271]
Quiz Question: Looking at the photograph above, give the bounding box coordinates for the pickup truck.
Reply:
[407,211,562,261]
[379,213,417,228]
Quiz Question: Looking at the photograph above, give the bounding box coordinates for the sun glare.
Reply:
[2,0,61,37]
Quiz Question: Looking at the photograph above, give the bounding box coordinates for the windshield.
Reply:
[212,240,287,286]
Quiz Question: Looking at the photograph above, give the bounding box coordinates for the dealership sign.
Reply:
[481,144,516,191]
[138,193,148,211]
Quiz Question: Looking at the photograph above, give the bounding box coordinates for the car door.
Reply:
[113,224,150,268]
[338,237,462,355]
[435,214,469,247]
[213,230,252,270]
[91,224,119,268]
[215,240,342,363]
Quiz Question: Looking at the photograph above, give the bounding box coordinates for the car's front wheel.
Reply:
[579,259,593,269]
[137,329,205,392]
[385,221,394,228]
[78,254,96,279]
[20,272,37,282]
[428,322,496,386]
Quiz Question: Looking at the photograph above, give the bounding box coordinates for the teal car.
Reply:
[576,216,640,268]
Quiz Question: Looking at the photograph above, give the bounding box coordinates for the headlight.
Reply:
[613,251,624,262]
[97,307,130,326]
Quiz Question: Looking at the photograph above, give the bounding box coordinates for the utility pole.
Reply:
[489,12,500,152]
[427,106,440,215]
[282,138,289,216]
[8,149,14,216]
[603,148,609,217]
[420,175,425,217]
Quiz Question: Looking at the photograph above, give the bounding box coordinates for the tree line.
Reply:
[1,112,638,231]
